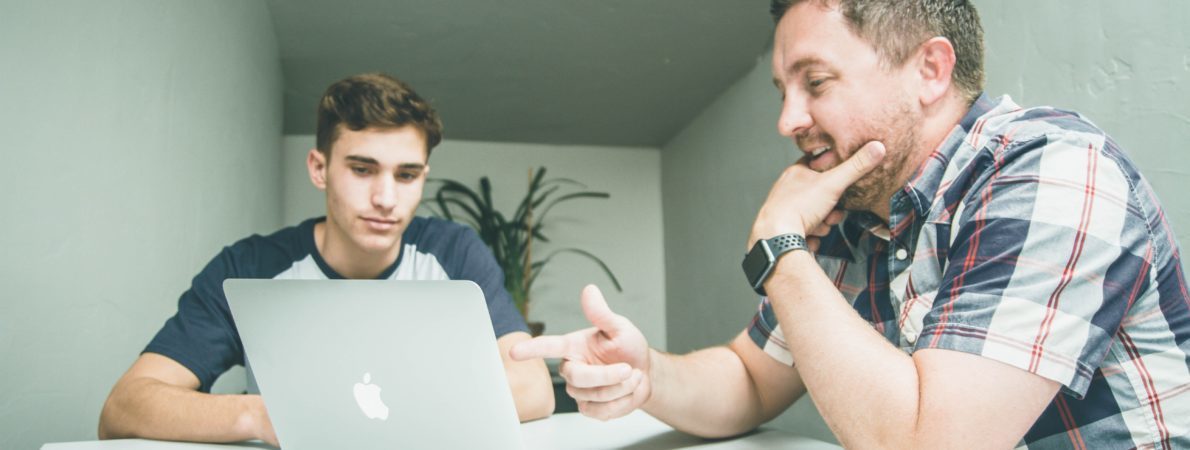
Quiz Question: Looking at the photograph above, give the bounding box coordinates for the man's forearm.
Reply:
[766,251,922,447]
[498,332,555,422]
[642,346,783,438]
[506,359,555,422]
[99,377,268,443]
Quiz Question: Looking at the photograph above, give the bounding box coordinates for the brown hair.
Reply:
[770,0,984,104]
[315,73,443,156]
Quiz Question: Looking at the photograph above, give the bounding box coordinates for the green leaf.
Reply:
[426,168,619,318]
[529,248,622,292]
[536,192,611,226]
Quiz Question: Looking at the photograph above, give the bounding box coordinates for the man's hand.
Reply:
[749,141,886,247]
[509,285,651,420]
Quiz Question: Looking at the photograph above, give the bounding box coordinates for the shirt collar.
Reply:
[901,93,997,212]
[816,211,887,261]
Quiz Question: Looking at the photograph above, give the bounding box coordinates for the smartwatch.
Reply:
[741,233,807,296]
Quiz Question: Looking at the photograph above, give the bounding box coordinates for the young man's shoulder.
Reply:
[401,216,495,276]
[214,217,319,279]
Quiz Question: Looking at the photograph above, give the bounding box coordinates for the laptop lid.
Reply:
[224,279,525,450]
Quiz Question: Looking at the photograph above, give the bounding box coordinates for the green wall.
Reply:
[0,1,283,448]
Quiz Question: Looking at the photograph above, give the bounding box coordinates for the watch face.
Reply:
[741,241,773,287]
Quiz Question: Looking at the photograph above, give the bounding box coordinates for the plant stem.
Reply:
[522,167,534,319]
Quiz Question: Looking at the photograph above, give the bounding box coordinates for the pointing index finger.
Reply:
[509,334,573,361]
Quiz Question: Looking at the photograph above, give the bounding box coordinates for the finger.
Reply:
[580,285,629,335]
[509,334,574,361]
[579,394,638,421]
[566,369,643,402]
[824,209,846,226]
[559,360,633,388]
[807,236,820,253]
[809,223,831,237]
[826,140,886,189]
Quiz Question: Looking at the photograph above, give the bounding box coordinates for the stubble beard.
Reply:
[838,102,920,213]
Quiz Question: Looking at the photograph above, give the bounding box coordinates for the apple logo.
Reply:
[353,372,390,421]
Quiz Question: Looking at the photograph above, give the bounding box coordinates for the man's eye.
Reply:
[808,78,826,89]
[397,171,419,181]
[351,166,371,175]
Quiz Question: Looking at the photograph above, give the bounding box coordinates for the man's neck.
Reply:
[872,95,971,223]
[313,221,401,279]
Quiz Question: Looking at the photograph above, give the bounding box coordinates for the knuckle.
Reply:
[581,386,601,402]
[600,392,620,404]
[594,387,615,402]
[608,398,631,417]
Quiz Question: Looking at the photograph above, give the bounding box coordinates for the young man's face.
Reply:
[771,2,923,212]
[310,125,428,257]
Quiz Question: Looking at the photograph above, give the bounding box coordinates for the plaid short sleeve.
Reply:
[748,296,795,365]
[916,131,1148,397]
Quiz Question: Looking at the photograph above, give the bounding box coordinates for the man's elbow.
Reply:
[97,419,119,441]
[97,376,152,440]
[97,390,129,440]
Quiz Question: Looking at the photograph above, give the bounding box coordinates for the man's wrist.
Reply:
[237,395,271,443]
[743,233,809,296]
[763,249,816,296]
[640,348,664,411]
[230,395,256,440]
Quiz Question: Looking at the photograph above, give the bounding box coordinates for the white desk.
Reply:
[42,411,840,449]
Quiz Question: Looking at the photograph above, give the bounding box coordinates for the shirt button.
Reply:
[895,248,909,260]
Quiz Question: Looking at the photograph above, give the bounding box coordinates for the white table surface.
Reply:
[42,411,840,450]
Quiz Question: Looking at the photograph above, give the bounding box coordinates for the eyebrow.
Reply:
[773,56,830,87]
[344,155,425,170]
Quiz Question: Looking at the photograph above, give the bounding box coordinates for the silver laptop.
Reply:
[224,279,525,450]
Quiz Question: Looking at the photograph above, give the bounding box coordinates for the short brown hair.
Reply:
[771,0,984,104]
[315,73,443,156]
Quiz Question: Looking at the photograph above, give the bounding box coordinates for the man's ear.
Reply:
[916,36,957,106]
[307,149,328,190]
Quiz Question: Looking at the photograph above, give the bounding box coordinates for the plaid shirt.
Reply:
[748,94,1190,449]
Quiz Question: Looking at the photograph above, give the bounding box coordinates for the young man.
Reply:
[99,73,554,446]
[513,1,1189,448]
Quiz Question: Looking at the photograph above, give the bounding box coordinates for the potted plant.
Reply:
[424,167,622,335]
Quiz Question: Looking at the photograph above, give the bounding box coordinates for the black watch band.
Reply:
[741,233,808,296]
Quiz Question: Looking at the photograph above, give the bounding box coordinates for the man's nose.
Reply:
[777,93,812,138]
[372,178,397,211]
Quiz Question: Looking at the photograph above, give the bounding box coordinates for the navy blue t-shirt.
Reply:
[145,216,528,392]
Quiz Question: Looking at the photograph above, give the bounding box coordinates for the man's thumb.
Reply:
[580,284,622,334]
